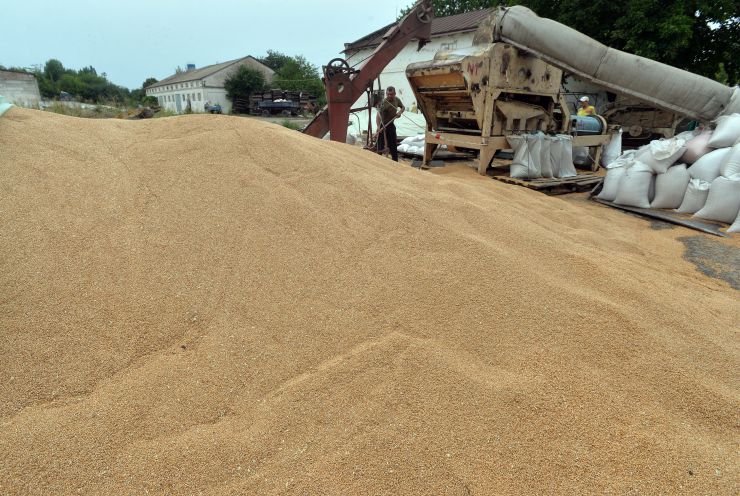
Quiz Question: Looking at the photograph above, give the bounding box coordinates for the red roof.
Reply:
[343,8,494,53]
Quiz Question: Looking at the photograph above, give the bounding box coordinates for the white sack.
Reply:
[682,129,714,164]
[687,148,731,182]
[539,135,555,178]
[397,143,410,153]
[651,164,690,209]
[613,162,654,208]
[693,175,740,223]
[597,160,631,201]
[508,134,542,179]
[728,210,740,233]
[707,113,740,148]
[555,134,577,178]
[609,150,637,168]
[573,146,590,166]
[675,130,697,141]
[548,136,564,176]
[601,129,622,167]
[406,145,424,156]
[635,137,687,174]
[676,178,711,214]
[719,143,740,177]
[400,134,425,146]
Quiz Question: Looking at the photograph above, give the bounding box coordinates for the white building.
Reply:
[344,9,494,109]
[0,70,41,108]
[146,56,274,114]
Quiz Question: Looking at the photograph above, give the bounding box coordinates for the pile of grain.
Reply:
[1,108,737,495]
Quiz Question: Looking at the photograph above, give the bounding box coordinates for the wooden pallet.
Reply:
[492,173,603,195]
[399,150,473,161]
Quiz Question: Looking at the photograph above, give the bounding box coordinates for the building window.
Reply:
[441,41,458,51]
[197,92,201,101]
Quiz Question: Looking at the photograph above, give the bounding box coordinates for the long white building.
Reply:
[146,56,273,114]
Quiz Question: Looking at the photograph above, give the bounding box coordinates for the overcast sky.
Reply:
[1,0,411,89]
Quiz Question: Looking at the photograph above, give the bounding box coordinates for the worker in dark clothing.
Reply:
[375,86,405,161]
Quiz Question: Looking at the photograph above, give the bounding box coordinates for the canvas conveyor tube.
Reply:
[485,6,739,121]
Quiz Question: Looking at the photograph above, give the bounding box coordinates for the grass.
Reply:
[153,109,177,118]
[44,102,124,119]
[43,101,180,120]
[281,119,303,131]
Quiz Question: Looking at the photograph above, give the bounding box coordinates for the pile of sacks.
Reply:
[397,134,425,156]
[507,133,578,179]
[397,134,450,157]
[597,113,740,233]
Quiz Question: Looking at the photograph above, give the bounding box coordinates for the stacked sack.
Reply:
[397,134,425,156]
[597,113,740,233]
[507,133,577,179]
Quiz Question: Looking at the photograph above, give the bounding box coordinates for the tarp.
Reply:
[488,6,737,121]
[0,95,13,117]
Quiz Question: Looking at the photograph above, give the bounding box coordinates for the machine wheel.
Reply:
[417,5,432,23]
[324,58,351,80]
[281,109,291,117]
[262,110,270,117]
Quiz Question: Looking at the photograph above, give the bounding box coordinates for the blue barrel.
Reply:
[571,115,603,135]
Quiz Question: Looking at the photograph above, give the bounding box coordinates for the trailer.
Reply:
[253,100,301,117]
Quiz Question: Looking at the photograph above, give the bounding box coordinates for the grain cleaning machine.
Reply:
[407,44,611,174]
[406,6,739,175]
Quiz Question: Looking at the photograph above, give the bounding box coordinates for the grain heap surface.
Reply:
[1,108,738,495]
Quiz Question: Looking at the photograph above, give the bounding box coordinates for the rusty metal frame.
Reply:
[303,0,433,142]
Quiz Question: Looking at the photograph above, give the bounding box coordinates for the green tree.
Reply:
[33,59,133,104]
[57,73,85,96]
[142,77,158,88]
[43,59,65,82]
[274,56,321,90]
[131,78,160,106]
[255,51,326,104]
[398,0,739,84]
[271,55,326,105]
[224,65,266,104]
[257,50,293,72]
[399,0,491,17]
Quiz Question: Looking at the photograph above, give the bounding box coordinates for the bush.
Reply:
[224,66,266,103]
